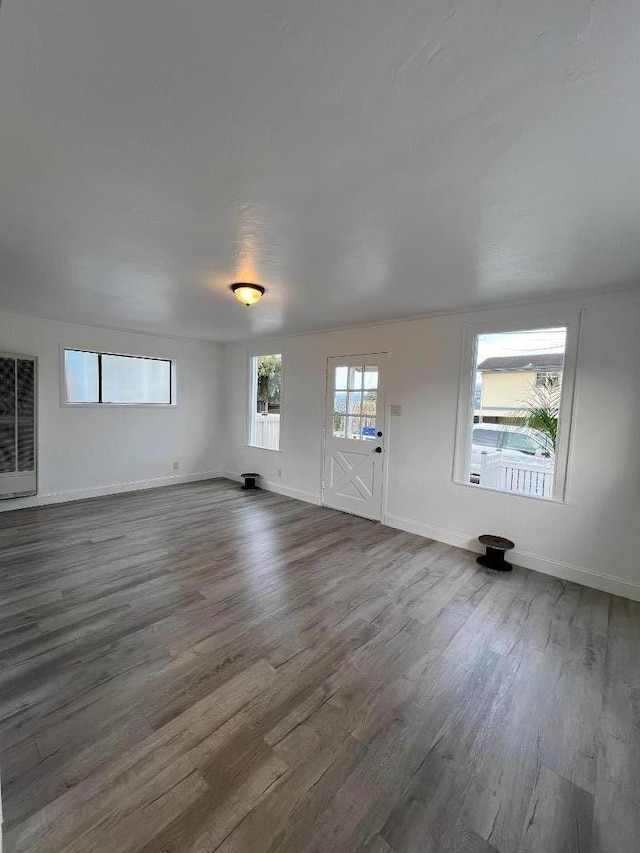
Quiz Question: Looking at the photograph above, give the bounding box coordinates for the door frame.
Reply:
[321,352,389,521]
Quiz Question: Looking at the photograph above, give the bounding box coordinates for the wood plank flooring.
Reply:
[0,479,638,852]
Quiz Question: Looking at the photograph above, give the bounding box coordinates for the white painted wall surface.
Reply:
[0,311,223,510]
[224,291,640,600]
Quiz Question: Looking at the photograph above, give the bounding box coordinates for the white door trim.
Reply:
[321,352,388,521]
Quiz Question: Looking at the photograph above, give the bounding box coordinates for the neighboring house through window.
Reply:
[475,354,564,423]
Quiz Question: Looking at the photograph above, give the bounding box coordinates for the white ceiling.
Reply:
[0,1,639,342]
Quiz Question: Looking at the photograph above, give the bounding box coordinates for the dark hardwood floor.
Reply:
[0,479,638,852]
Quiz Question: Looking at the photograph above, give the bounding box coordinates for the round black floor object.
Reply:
[477,534,515,572]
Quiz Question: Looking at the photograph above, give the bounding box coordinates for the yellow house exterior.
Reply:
[475,354,563,422]
[480,370,541,419]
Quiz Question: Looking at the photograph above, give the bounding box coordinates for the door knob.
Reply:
[374,446,383,453]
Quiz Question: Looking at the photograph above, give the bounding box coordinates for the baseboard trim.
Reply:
[0,471,225,512]
[224,472,321,507]
[383,512,640,602]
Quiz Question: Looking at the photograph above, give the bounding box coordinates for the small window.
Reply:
[64,349,173,405]
[454,320,578,501]
[249,354,282,450]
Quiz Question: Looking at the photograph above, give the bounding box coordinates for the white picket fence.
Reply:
[255,414,280,450]
[479,451,554,498]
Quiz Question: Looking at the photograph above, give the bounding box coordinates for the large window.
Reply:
[454,319,579,500]
[248,354,282,450]
[64,349,174,405]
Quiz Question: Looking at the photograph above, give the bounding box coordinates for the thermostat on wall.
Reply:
[390,405,402,416]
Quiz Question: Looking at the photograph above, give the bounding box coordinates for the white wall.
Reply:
[3,294,638,600]
[224,290,640,600]
[0,311,224,510]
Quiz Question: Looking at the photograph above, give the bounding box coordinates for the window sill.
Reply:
[61,402,177,409]
[452,478,565,505]
[246,444,282,453]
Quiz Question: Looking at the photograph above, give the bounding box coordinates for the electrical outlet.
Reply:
[277,468,282,478]
[173,461,179,471]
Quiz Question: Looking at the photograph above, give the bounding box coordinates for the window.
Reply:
[332,364,379,440]
[64,349,173,405]
[454,319,579,500]
[249,354,282,450]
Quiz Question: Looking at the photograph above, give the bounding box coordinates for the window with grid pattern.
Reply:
[332,364,378,441]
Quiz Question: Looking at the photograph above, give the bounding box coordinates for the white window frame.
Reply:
[247,352,283,452]
[453,313,581,502]
[61,347,177,407]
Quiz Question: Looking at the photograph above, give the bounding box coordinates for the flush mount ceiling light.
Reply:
[230,282,265,307]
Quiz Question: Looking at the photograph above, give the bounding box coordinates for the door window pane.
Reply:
[363,367,378,390]
[334,366,348,390]
[362,390,377,418]
[347,391,362,415]
[333,413,346,438]
[361,417,377,440]
[64,350,99,403]
[347,416,362,439]
[333,390,346,415]
[348,367,363,390]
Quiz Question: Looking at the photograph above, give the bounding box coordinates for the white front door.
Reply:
[322,354,387,521]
